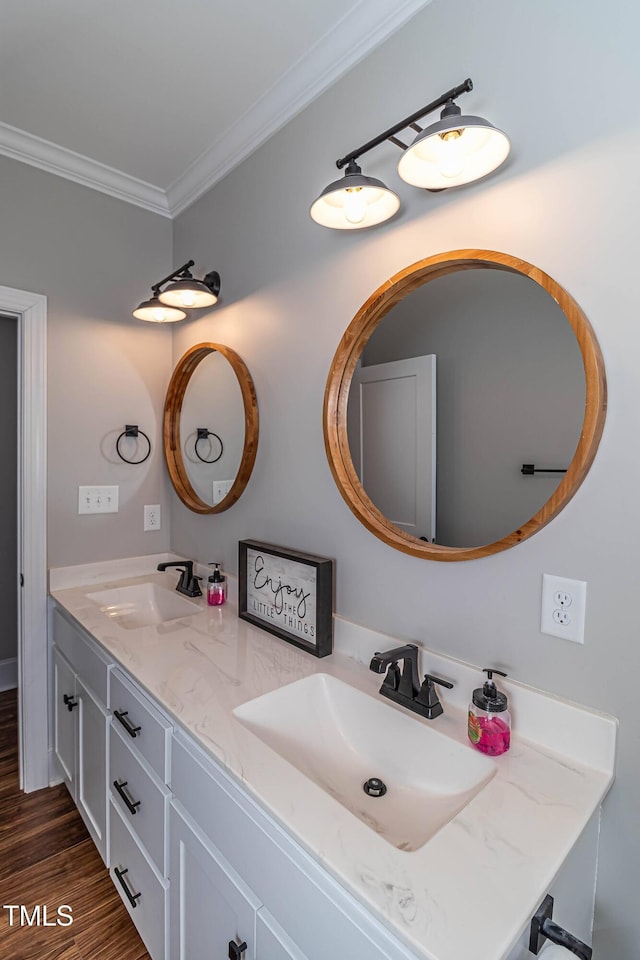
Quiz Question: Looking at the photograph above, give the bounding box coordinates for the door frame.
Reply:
[0,284,48,792]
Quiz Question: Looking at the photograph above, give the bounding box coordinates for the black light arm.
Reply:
[336,78,473,169]
[151,260,195,295]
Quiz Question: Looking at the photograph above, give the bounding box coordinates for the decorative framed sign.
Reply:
[238,540,334,657]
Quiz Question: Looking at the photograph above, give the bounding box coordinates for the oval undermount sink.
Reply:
[86,582,200,630]
[233,673,496,851]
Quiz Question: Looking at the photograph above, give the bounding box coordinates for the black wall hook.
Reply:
[116,425,151,465]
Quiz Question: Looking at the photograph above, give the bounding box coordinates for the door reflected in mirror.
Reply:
[348,270,585,548]
[324,251,606,561]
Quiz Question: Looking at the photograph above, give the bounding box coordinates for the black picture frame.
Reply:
[238,540,333,658]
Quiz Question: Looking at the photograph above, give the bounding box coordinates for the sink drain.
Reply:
[363,777,387,797]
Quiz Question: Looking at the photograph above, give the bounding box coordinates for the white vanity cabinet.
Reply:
[51,607,111,864]
[108,667,172,960]
[170,733,416,960]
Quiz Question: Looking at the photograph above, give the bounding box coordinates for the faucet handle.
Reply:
[415,674,454,719]
[423,674,454,691]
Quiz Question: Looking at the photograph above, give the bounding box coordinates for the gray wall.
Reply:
[169,1,640,955]
[361,270,585,546]
[0,316,17,661]
[0,155,174,565]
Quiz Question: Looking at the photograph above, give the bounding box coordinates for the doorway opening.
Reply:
[0,285,47,793]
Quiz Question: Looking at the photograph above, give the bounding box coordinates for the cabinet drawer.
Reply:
[109,723,170,876]
[110,669,172,782]
[109,799,168,960]
[52,607,111,704]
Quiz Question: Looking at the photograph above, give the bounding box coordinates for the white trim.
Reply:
[0,657,18,692]
[0,121,171,218]
[0,284,48,792]
[167,0,433,216]
[0,0,431,219]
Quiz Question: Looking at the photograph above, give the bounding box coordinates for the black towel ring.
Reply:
[116,425,152,465]
[195,428,224,464]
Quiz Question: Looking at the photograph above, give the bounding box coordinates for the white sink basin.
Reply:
[233,673,495,851]
[86,582,200,630]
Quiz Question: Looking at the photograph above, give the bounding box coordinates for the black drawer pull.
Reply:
[114,709,141,738]
[114,866,141,909]
[113,779,141,815]
[228,941,247,960]
[63,694,78,712]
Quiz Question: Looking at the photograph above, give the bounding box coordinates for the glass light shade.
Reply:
[397,114,510,190]
[310,164,400,230]
[158,278,218,309]
[133,296,187,323]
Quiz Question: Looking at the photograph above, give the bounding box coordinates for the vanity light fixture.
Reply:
[310,78,510,230]
[133,260,221,322]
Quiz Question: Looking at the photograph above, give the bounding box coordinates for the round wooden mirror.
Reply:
[323,250,606,560]
[163,343,259,514]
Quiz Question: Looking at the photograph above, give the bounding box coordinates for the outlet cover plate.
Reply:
[144,504,161,531]
[541,574,586,644]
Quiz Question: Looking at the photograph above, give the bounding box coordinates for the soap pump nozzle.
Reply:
[482,667,507,700]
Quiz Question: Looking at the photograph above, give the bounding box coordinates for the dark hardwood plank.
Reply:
[0,689,151,960]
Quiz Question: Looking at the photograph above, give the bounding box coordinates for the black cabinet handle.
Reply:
[228,941,247,960]
[114,866,141,909]
[114,709,141,738]
[113,779,141,816]
[63,694,78,712]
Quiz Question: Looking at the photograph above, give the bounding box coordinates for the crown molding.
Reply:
[0,0,431,220]
[167,0,432,217]
[0,120,171,218]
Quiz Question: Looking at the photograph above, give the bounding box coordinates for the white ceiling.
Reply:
[0,0,431,218]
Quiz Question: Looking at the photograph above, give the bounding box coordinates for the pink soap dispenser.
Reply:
[468,668,511,756]
[207,563,226,606]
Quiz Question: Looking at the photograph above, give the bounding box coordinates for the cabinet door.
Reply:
[77,676,109,864]
[170,803,260,960]
[52,645,77,796]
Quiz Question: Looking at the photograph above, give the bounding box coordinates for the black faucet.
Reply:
[157,560,203,598]
[370,643,453,719]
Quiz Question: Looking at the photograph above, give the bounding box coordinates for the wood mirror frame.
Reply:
[323,250,607,561]
[163,342,259,514]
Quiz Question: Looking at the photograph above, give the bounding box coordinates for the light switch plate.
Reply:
[212,479,233,505]
[78,485,119,514]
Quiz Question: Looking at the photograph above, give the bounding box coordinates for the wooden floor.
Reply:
[0,688,151,960]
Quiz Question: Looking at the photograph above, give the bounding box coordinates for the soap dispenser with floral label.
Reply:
[468,668,511,756]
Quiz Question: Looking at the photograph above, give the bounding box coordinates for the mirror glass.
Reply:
[180,352,245,506]
[164,343,259,514]
[324,251,606,561]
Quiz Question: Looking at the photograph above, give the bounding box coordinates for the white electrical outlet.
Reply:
[541,574,587,643]
[78,485,119,514]
[212,479,233,505]
[144,504,161,531]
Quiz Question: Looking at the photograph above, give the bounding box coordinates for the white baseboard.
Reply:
[0,657,17,691]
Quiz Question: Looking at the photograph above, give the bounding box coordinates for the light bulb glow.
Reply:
[180,290,197,307]
[437,129,465,179]
[343,187,366,224]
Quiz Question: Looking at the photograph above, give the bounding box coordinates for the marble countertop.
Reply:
[50,557,617,960]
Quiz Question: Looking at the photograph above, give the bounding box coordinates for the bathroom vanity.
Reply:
[49,557,616,960]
